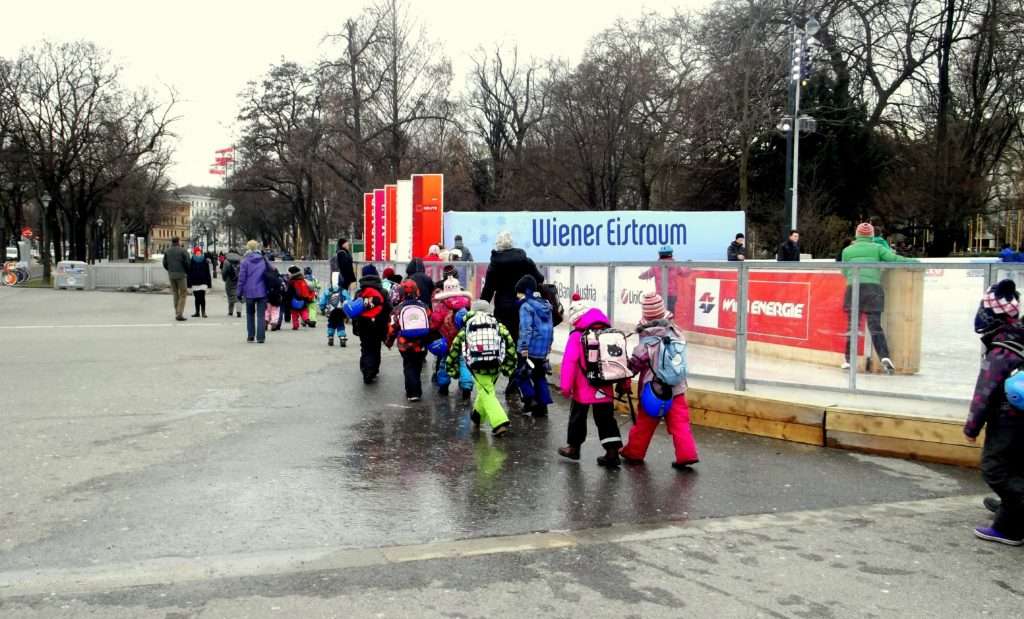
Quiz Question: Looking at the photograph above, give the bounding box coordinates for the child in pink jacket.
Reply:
[558,295,624,467]
[620,292,699,469]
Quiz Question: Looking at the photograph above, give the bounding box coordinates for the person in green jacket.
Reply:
[841,222,916,373]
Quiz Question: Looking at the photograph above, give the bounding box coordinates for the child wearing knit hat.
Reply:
[620,292,699,469]
[431,276,474,398]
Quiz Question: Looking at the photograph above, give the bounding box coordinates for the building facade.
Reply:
[149,201,191,254]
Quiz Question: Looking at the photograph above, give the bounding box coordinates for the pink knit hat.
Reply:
[856,222,875,237]
[641,292,670,322]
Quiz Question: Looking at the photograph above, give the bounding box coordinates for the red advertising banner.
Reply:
[385,184,398,257]
[411,174,443,258]
[373,188,386,261]
[363,193,374,260]
[673,269,859,355]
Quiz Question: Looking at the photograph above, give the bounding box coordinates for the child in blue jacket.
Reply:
[319,283,349,347]
[515,275,554,417]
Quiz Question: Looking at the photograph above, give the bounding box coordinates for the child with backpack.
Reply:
[319,281,349,347]
[286,266,316,330]
[558,294,632,466]
[351,265,390,383]
[620,293,699,469]
[431,276,473,398]
[264,269,287,332]
[386,279,434,401]
[445,300,517,437]
[515,275,554,417]
[966,288,1024,546]
[304,266,320,328]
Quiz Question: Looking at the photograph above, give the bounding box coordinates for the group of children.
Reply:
[338,262,700,468]
[260,265,322,333]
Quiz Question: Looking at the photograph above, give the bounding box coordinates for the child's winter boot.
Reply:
[461,388,472,401]
[339,336,348,348]
[328,336,335,347]
[597,447,621,468]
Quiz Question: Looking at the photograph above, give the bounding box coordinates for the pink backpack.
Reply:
[579,327,633,386]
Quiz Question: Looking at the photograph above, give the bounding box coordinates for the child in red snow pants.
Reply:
[620,394,698,466]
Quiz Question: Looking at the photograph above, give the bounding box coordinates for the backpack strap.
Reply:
[993,340,1024,358]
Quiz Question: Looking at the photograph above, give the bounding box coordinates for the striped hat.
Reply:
[856,222,875,237]
[983,282,1021,318]
[641,292,670,322]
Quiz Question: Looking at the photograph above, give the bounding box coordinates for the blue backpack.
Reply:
[643,331,687,387]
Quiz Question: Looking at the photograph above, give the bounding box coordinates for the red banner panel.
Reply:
[411,174,443,259]
[363,193,374,260]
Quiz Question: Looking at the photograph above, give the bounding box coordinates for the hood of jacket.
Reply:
[226,251,243,264]
[358,274,384,290]
[443,292,471,310]
[406,258,426,275]
[490,247,528,265]
[523,295,552,321]
[191,254,206,264]
[243,252,265,266]
[636,319,683,339]
[573,307,610,330]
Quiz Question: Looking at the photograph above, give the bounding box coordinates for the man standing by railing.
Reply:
[162,236,190,322]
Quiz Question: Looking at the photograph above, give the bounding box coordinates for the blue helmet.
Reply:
[427,338,449,358]
[658,245,673,257]
[454,308,468,330]
[1006,370,1024,410]
[640,382,673,418]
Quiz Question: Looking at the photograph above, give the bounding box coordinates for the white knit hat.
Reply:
[568,293,589,326]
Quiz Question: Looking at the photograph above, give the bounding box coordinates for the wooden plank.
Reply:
[692,409,823,446]
[826,430,980,468]
[688,389,825,426]
[826,410,975,447]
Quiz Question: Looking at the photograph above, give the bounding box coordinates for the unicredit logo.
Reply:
[698,292,716,314]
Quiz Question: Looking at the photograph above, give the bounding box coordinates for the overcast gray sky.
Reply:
[0,0,709,189]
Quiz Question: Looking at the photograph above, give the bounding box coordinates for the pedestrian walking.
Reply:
[480,231,544,345]
[620,293,699,469]
[386,279,433,401]
[777,230,801,262]
[430,276,473,397]
[840,222,916,373]
[965,302,1024,546]
[452,234,473,262]
[304,267,320,327]
[187,247,213,318]
[286,266,315,330]
[557,295,628,467]
[333,239,357,292]
[236,240,269,343]
[515,275,554,417]
[162,236,190,321]
[352,265,390,384]
[639,245,685,315]
[221,248,242,317]
[319,280,349,347]
[727,233,746,261]
[405,258,435,304]
[445,299,517,437]
[423,244,442,262]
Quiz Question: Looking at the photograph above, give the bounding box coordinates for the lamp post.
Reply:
[224,202,235,249]
[782,15,819,238]
[95,217,104,263]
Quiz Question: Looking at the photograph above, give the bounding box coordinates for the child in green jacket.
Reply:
[446,300,517,437]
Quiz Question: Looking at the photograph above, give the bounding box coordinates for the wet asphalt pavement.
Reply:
[0,289,996,617]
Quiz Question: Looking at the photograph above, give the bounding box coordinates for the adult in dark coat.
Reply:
[186,247,213,318]
[777,230,801,262]
[479,231,544,343]
[333,239,357,291]
[406,258,434,305]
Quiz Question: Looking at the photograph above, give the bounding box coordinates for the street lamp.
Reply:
[95,217,104,263]
[782,16,820,238]
[224,202,235,249]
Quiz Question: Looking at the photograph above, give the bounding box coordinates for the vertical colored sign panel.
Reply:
[412,174,443,258]
[385,184,397,260]
[363,193,374,261]
[373,188,386,261]
[396,179,413,261]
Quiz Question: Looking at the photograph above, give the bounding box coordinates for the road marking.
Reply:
[0,323,227,330]
[0,494,986,598]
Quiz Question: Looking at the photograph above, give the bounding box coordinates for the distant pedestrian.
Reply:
[221,248,242,317]
[386,279,433,401]
[639,245,686,315]
[727,234,746,261]
[352,265,390,384]
[452,234,474,262]
[620,293,699,469]
[303,266,320,327]
[187,247,212,318]
[869,216,891,250]
[777,230,801,262]
[558,295,627,467]
[430,276,473,398]
[445,299,517,437]
[1000,244,1017,263]
[840,222,916,373]
[236,240,269,343]
[515,275,554,418]
[405,258,434,304]
[319,279,349,348]
[286,266,315,330]
[162,236,190,321]
[333,239,357,292]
